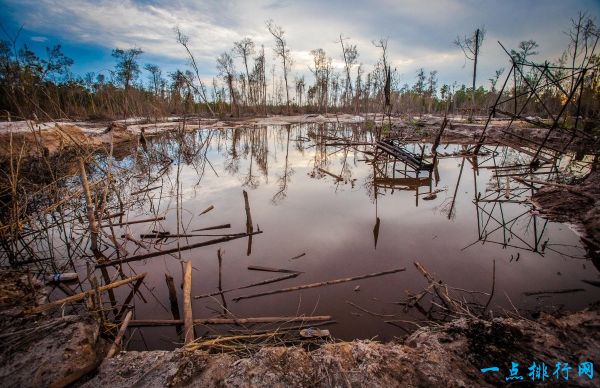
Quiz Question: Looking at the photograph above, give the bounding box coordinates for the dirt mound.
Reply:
[0,123,100,157]
[85,309,599,387]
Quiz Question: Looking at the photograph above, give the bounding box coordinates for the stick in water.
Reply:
[233,268,406,302]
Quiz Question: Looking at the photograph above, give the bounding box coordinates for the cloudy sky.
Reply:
[1,0,598,89]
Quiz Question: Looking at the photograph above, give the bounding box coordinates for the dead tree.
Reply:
[454,27,486,118]
[217,51,240,117]
[233,38,256,108]
[266,20,292,115]
[338,35,358,109]
[175,27,215,116]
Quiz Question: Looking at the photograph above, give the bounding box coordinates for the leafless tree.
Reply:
[216,51,239,117]
[266,20,292,115]
[454,27,486,113]
[338,34,358,108]
[175,26,215,116]
[233,38,255,108]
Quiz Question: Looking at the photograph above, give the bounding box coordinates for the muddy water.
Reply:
[91,124,597,350]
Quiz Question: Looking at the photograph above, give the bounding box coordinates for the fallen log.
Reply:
[232,268,406,302]
[27,273,147,314]
[128,315,333,326]
[95,231,263,268]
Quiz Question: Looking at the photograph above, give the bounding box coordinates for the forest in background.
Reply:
[0,12,599,123]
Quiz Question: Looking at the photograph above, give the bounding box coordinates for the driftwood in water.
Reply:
[247,265,300,274]
[243,190,253,256]
[194,273,300,299]
[140,232,245,239]
[523,288,585,296]
[103,216,166,227]
[199,205,215,215]
[183,261,194,344]
[229,320,337,335]
[414,261,456,312]
[289,253,306,260]
[106,310,133,358]
[317,167,343,181]
[191,224,231,232]
[79,158,99,254]
[165,274,182,333]
[232,268,406,302]
[95,231,263,268]
[128,315,333,326]
[27,273,147,314]
[130,185,161,196]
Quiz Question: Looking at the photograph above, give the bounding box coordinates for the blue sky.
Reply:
[1,0,598,89]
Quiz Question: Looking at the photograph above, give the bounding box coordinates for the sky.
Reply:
[1,0,599,91]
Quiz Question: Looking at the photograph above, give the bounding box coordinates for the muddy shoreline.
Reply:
[1,267,598,387]
[0,113,590,157]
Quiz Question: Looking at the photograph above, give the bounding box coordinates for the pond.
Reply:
[50,124,600,349]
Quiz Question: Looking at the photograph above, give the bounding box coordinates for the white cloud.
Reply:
[30,36,48,42]
[6,0,599,87]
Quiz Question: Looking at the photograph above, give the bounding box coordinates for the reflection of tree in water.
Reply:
[223,127,269,189]
[224,128,241,175]
[241,129,261,189]
[272,127,295,204]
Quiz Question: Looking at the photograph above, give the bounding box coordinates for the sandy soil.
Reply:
[81,308,599,387]
[0,113,572,159]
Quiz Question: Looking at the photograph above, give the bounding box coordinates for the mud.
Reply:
[82,308,600,387]
[531,170,600,250]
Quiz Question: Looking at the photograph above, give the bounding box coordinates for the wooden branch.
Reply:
[191,224,231,232]
[106,310,133,358]
[95,231,263,268]
[27,273,146,314]
[130,185,161,196]
[199,205,214,215]
[232,268,406,302]
[247,265,300,274]
[183,261,194,344]
[102,216,166,227]
[194,273,300,299]
[243,190,253,256]
[128,315,333,326]
[79,158,99,253]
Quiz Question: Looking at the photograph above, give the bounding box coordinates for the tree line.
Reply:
[0,13,598,122]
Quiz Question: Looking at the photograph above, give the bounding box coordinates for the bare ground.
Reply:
[82,308,599,387]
